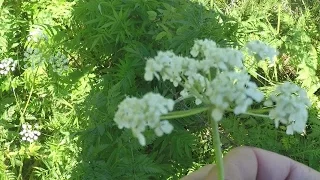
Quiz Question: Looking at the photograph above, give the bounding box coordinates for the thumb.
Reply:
[206,146,320,180]
[206,146,257,180]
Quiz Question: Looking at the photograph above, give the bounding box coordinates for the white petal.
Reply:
[160,120,173,134]
[286,125,294,135]
[154,127,164,137]
[211,108,224,121]
[195,98,202,105]
[136,133,146,146]
[264,100,273,107]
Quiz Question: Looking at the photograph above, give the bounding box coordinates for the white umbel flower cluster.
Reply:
[20,123,41,143]
[144,39,263,121]
[144,51,194,87]
[27,27,48,43]
[23,48,44,70]
[191,39,244,71]
[49,52,69,75]
[206,71,264,121]
[246,40,279,63]
[114,93,174,146]
[0,58,17,75]
[264,82,311,135]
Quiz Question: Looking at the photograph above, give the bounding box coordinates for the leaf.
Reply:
[11,43,19,48]
[28,144,41,156]
[147,11,157,21]
[155,31,167,41]
[98,3,102,15]
[97,124,105,136]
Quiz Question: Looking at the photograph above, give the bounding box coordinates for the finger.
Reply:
[252,147,320,180]
[181,164,213,180]
[206,146,320,180]
[206,146,258,180]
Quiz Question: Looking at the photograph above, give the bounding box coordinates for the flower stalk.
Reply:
[160,107,209,120]
[209,109,224,180]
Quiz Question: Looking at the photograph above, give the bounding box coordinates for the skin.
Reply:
[181,146,320,180]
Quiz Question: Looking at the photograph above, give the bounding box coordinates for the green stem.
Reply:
[22,86,33,118]
[9,74,23,115]
[247,108,270,114]
[17,156,24,180]
[21,67,39,123]
[174,95,193,103]
[12,87,22,114]
[161,107,209,120]
[241,112,269,118]
[256,72,275,85]
[274,63,278,82]
[209,109,224,180]
[277,3,281,34]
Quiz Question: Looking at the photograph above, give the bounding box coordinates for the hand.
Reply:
[181,146,320,180]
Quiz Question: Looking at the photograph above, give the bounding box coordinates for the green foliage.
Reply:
[1,0,320,179]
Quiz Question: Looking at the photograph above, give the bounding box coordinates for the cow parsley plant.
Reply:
[20,123,41,143]
[48,52,69,75]
[0,58,17,75]
[264,82,311,135]
[23,48,44,70]
[114,93,174,146]
[114,39,310,180]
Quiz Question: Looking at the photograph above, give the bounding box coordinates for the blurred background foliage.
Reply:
[0,0,319,179]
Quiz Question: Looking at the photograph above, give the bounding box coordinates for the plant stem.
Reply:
[277,3,281,34]
[241,112,269,118]
[161,106,209,120]
[209,110,224,180]
[22,86,33,118]
[21,67,39,122]
[247,108,270,114]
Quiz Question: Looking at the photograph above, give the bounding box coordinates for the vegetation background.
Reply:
[0,0,319,179]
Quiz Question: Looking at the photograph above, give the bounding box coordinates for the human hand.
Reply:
[181,146,320,180]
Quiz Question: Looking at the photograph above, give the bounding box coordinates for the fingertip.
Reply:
[181,164,214,180]
[206,146,258,180]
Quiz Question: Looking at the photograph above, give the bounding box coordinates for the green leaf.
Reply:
[98,4,103,15]
[155,31,167,41]
[147,11,157,21]
[97,124,105,136]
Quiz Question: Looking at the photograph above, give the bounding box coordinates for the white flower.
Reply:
[205,71,264,121]
[145,39,266,109]
[20,123,41,142]
[144,51,193,87]
[264,82,311,135]
[23,48,44,70]
[114,93,175,146]
[154,120,174,137]
[202,47,244,71]
[49,52,69,75]
[192,39,244,71]
[183,73,209,105]
[190,39,217,58]
[27,27,48,43]
[0,58,17,75]
[246,40,279,63]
